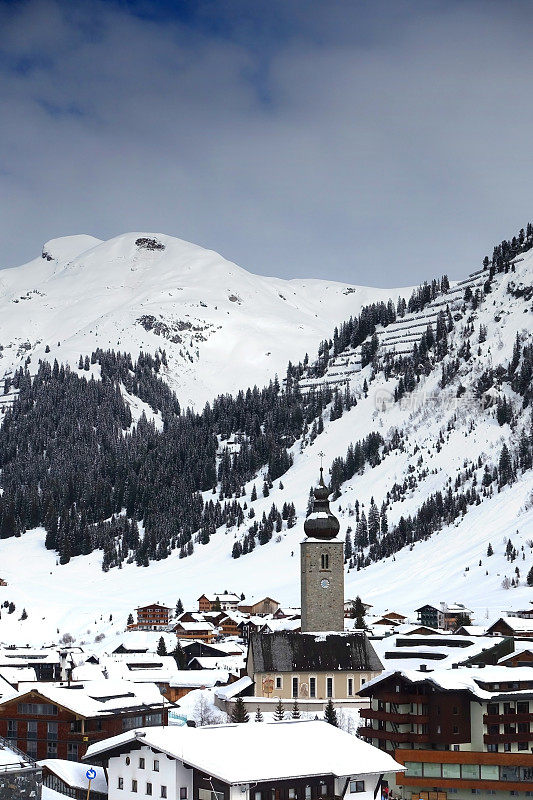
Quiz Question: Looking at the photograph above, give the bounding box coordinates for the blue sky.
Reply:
[1,0,533,285]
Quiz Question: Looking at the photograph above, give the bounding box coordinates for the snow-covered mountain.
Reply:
[0,228,532,647]
[0,232,401,409]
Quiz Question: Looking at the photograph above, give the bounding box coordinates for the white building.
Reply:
[85,718,404,800]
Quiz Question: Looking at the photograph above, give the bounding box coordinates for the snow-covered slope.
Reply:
[0,232,402,409]
[0,231,532,647]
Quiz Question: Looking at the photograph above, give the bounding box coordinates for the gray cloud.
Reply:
[1,0,533,286]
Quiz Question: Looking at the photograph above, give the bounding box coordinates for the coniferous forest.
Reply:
[0,222,532,570]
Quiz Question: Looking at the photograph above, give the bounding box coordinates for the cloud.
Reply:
[1,0,533,286]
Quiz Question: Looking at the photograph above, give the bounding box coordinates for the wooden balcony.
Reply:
[484,732,533,744]
[484,713,532,724]
[358,726,431,744]
[360,708,428,724]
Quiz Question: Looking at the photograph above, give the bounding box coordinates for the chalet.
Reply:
[85,719,404,800]
[172,621,215,643]
[498,646,533,667]
[359,665,533,798]
[237,596,280,616]
[246,631,382,705]
[442,603,473,630]
[219,612,243,638]
[415,605,444,629]
[39,759,107,799]
[197,593,241,612]
[486,616,533,638]
[0,682,168,761]
[165,669,231,702]
[131,604,171,631]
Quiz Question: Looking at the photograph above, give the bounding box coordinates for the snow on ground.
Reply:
[0,235,532,647]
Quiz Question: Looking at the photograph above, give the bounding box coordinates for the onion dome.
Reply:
[303,468,340,539]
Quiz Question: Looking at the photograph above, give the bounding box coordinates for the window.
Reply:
[347,678,354,697]
[487,703,498,715]
[118,778,124,790]
[319,783,327,796]
[453,745,460,752]
[517,701,529,714]
[423,763,441,778]
[395,685,400,693]
[180,789,188,799]
[161,789,167,799]
[132,779,138,793]
[26,721,37,740]
[47,722,58,740]
[326,677,333,698]
[6,720,17,740]
[147,783,153,796]
[288,790,296,799]
[321,553,329,570]
[47,741,57,758]
[305,786,312,800]
[154,760,160,772]
[123,715,144,730]
[18,702,57,715]
[480,765,499,781]
[70,720,82,733]
[504,743,511,753]
[461,765,479,780]
[275,676,282,690]
[309,677,316,698]
[26,740,37,758]
[67,743,78,762]
[518,742,529,750]
[292,677,299,698]
[350,781,365,793]
[436,725,441,734]
[487,744,498,752]
[443,764,461,779]
[139,758,145,769]
[145,713,163,726]
[452,725,459,733]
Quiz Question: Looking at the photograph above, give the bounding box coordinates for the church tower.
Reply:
[301,468,344,632]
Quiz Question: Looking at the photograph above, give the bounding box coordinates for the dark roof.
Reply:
[248,632,383,673]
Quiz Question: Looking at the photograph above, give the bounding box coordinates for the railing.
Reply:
[358,726,431,743]
[0,733,38,769]
[484,713,532,724]
[484,733,533,744]
[360,708,429,725]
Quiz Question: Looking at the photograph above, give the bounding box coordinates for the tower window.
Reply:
[321,553,329,570]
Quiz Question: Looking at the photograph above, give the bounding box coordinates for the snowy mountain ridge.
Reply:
[0,228,532,647]
[0,232,404,410]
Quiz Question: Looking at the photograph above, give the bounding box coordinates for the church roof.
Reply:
[248,631,383,673]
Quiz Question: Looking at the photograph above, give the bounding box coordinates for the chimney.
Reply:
[419,664,428,672]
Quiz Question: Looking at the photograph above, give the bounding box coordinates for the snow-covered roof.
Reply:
[498,646,533,663]
[488,616,533,631]
[85,719,404,782]
[175,621,215,632]
[39,759,107,794]
[6,680,165,717]
[199,593,241,603]
[168,669,230,688]
[214,675,253,700]
[361,665,533,701]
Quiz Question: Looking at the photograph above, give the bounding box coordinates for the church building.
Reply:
[244,469,382,708]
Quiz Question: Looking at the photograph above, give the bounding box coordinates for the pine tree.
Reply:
[368,498,380,544]
[274,699,285,721]
[157,636,167,656]
[352,596,366,629]
[487,543,493,557]
[176,598,184,615]
[255,707,263,722]
[230,696,249,723]
[127,612,134,625]
[324,698,337,727]
[291,699,301,719]
[527,565,533,587]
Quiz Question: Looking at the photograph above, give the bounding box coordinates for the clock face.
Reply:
[320,578,330,589]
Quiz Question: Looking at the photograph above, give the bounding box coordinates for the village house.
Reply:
[129,604,171,631]
[197,593,241,612]
[486,616,533,638]
[237,596,280,616]
[0,681,168,761]
[497,646,533,667]
[85,718,404,800]
[172,621,216,643]
[415,605,445,629]
[358,665,533,800]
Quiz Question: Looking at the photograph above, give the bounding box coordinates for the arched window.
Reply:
[321,553,329,569]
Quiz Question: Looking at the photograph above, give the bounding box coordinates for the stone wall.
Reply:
[0,766,42,799]
[301,539,344,632]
